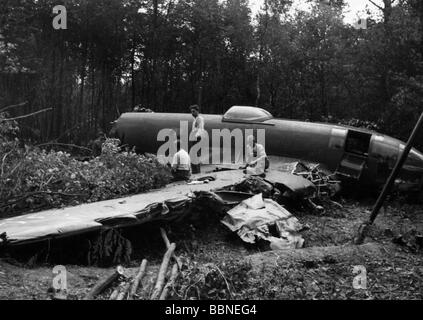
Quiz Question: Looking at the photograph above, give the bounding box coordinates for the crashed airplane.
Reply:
[2,106,422,250]
[111,106,423,189]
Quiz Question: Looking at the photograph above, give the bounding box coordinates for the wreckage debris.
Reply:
[276,162,344,215]
[279,161,341,198]
[290,162,341,198]
[218,169,340,216]
[221,193,305,249]
[232,176,273,198]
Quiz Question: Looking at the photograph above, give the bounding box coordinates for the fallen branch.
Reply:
[159,263,179,300]
[160,228,182,269]
[35,142,92,153]
[0,101,28,113]
[129,259,148,299]
[151,243,176,300]
[368,0,384,11]
[1,149,13,176]
[2,108,52,121]
[84,266,124,300]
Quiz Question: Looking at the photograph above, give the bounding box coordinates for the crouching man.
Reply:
[171,140,191,181]
[245,135,269,176]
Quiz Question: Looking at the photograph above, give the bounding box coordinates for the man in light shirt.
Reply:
[245,135,269,176]
[190,104,205,139]
[189,104,205,174]
[171,140,191,181]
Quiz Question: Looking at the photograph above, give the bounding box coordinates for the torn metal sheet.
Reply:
[213,191,254,206]
[221,193,304,249]
[231,172,316,200]
[271,172,316,199]
[232,176,274,197]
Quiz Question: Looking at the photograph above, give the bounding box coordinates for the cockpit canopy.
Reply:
[222,106,273,123]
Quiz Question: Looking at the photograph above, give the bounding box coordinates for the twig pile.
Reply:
[91,227,181,300]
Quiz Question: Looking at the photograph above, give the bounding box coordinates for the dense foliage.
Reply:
[0,0,422,147]
[0,114,172,217]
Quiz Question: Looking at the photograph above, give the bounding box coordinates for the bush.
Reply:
[0,115,172,217]
[321,115,381,132]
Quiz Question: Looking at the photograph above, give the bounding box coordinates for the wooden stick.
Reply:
[117,282,131,300]
[160,228,182,269]
[159,263,179,300]
[35,142,92,153]
[150,243,176,300]
[160,228,171,248]
[84,266,124,300]
[2,108,52,121]
[109,287,120,300]
[129,259,148,299]
[0,101,28,113]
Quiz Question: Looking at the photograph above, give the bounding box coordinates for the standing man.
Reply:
[189,104,205,174]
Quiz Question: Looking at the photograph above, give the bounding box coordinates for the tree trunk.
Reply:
[255,73,261,107]
[131,35,136,109]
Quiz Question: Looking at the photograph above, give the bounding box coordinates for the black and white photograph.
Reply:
[0,0,422,306]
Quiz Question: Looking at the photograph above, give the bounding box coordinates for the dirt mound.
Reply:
[247,242,394,272]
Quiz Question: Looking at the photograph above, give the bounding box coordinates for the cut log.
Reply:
[109,287,120,300]
[159,263,179,300]
[117,282,131,300]
[160,228,182,269]
[129,259,148,299]
[150,243,176,300]
[84,265,124,300]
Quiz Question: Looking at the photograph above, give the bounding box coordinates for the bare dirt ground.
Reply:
[0,198,422,300]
